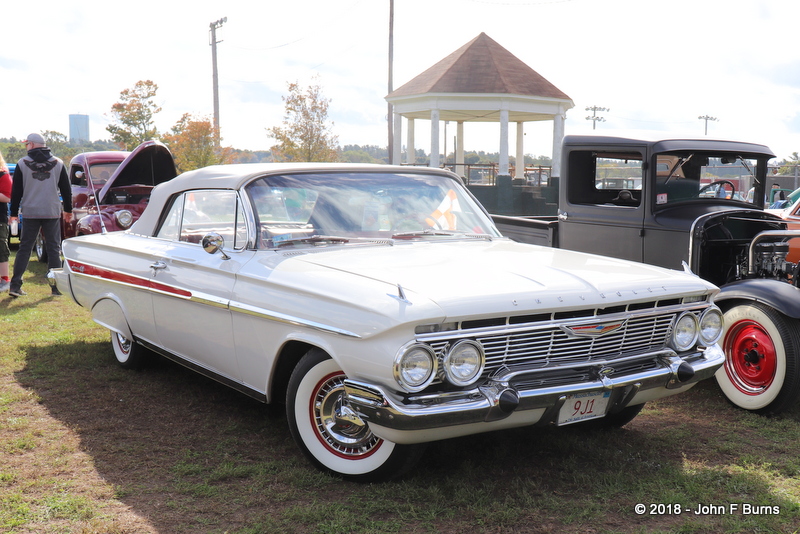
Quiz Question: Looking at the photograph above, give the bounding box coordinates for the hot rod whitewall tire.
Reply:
[286,348,424,482]
[110,331,148,370]
[715,303,800,414]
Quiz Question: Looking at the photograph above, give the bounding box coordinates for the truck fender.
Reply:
[91,297,133,340]
[714,279,800,319]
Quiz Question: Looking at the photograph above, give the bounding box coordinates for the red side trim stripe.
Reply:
[67,260,192,298]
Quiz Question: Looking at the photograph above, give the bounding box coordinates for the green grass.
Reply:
[1,246,799,533]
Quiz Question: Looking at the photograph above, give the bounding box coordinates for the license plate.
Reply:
[557,390,611,425]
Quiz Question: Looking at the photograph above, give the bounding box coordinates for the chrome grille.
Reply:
[425,312,682,377]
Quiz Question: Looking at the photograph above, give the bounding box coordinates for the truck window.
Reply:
[567,151,643,207]
[655,153,758,206]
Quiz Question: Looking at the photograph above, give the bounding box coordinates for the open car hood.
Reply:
[97,140,177,204]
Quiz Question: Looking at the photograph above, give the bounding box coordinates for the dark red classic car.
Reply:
[36,140,177,262]
[64,140,177,238]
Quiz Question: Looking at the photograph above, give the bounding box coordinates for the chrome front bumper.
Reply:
[345,346,724,440]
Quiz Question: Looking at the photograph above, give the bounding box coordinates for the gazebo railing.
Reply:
[401,162,552,186]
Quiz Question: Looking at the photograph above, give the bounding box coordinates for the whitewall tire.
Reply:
[286,348,424,481]
[715,303,800,414]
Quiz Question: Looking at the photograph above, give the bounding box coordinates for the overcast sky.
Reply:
[4,0,800,161]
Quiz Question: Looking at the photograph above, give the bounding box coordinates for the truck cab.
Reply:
[558,135,787,287]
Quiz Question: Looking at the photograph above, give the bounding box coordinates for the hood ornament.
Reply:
[388,283,412,305]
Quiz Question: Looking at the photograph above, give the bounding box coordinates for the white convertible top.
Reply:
[130,162,456,236]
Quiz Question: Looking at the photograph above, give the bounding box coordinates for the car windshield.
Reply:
[89,163,122,186]
[245,172,499,248]
[655,152,762,207]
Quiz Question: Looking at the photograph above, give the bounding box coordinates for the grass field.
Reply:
[1,249,799,533]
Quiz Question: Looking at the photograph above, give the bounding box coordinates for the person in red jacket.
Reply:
[0,150,11,293]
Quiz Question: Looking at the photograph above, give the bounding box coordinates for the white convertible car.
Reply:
[54,163,725,481]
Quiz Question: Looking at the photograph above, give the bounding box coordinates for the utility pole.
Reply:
[585,106,608,130]
[388,0,394,162]
[210,17,227,145]
[698,115,718,135]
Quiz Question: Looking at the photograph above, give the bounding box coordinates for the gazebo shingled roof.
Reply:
[388,32,570,106]
[385,32,573,176]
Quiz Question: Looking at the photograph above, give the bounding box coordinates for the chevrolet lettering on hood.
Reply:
[53,162,725,482]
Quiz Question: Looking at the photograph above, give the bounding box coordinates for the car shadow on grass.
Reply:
[13,340,800,534]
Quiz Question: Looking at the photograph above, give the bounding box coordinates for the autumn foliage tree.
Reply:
[268,78,339,162]
[162,114,234,173]
[107,80,161,149]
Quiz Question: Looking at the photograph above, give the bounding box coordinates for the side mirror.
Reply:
[202,232,231,260]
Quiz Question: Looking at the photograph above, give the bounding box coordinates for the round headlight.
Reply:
[394,344,436,392]
[442,340,485,387]
[671,312,699,352]
[115,210,134,229]
[699,307,723,346]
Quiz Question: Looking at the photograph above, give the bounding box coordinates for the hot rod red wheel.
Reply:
[725,319,777,391]
[286,348,424,481]
[715,303,800,414]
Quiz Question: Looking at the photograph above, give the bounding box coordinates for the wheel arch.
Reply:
[715,279,800,319]
[268,340,329,405]
[90,297,133,340]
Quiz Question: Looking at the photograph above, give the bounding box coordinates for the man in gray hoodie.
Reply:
[8,133,73,297]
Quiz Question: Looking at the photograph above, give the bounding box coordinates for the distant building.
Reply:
[69,114,90,143]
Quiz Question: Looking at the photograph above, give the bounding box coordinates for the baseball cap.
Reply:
[24,133,46,145]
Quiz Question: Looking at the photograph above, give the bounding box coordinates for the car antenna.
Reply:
[85,171,108,235]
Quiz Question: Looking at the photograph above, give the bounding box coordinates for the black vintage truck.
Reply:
[493,134,800,414]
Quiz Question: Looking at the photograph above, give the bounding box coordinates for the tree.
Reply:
[162,114,234,173]
[267,78,339,162]
[106,80,161,149]
[40,130,75,161]
[777,152,800,175]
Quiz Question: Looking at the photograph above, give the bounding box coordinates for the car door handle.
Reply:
[150,261,167,271]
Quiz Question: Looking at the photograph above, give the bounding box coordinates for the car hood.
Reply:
[97,140,177,203]
[280,239,717,320]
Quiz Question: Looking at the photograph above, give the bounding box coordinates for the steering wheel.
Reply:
[699,180,736,199]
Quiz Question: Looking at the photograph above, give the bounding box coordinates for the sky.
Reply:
[4,0,800,162]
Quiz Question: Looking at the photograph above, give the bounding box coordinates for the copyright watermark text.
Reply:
[634,503,780,516]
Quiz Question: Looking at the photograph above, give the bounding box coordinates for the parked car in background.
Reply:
[63,140,176,239]
[35,140,177,262]
[54,163,724,481]
[769,198,800,263]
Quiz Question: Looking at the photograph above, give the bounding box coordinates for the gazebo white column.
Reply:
[456,121,465,177]
[499,109,509,176]
[552,109,566,178]
[406,118,416,164]
[430,109,440,168]
[515,122,524,179]
[392,112,402,165]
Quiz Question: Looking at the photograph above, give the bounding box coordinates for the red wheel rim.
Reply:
[724,319,777,394]
[309,371,383,460]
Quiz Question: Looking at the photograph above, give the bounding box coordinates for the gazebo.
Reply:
[386,33,574,178]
